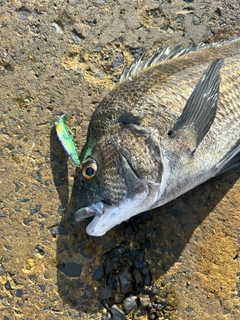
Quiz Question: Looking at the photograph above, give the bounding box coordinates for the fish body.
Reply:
[75,38,240,236]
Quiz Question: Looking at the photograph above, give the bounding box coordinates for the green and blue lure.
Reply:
[55,114,80,166]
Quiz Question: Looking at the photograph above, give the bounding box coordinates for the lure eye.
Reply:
[82,160,97,179]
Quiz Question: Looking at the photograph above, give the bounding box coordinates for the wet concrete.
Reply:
[0,0,240,319]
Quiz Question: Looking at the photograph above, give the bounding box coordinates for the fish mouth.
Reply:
[74,188,151,236]
[74,202,104,221]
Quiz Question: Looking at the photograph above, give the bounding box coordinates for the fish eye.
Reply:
[82,160,97,179]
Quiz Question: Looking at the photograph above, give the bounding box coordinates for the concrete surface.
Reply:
[0,0,240,319]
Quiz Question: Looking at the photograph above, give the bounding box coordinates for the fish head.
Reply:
[75,126,162,236]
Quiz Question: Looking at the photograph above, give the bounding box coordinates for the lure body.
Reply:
[55,115,80,166]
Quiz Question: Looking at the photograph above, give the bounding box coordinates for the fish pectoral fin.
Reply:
[215,141,240,176]
[169,58,224,150]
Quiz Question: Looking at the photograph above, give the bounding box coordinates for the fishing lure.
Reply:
[55,114,80,166]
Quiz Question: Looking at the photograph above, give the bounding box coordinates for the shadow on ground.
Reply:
[49,125,240,315]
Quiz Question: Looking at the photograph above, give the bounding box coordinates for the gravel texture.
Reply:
[0,0,240,319]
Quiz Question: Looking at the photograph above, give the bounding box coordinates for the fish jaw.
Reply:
[86,190,150,236]
[84,188,150,236]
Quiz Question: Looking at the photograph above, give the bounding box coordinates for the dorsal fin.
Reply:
[119,45,192,83]
[119,40,228,84]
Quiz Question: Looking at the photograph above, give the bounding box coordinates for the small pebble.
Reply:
[111,246,126,256]
[38,284,46,292]
[142,265,151,286]
[95,71,106,79]
[105,258,113,274]
[49,225,68,237]
[99,286,113,301]
[123,295,137,314]
[139,295,151,308]
[152,302,164,311]
[112,53,124,68]
[110,304,126,320]
[57,262,82,277]
[0,265,5,276]
[149,312,157,320]
[133,269,143,285]
[102,312,111,320]
[70,30,84,44]
[92,264,105,281]
[52,22,63,34]
[5,280,11,290]
[192,15,201,25]
[107,273,117,289]
[119,272,134,295]
[30,205,41,215]
[16,288,23,298]
[17,10,30,20]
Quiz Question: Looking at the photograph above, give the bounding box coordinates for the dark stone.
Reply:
[49,225,68,237]
[57,262,82,277]
[107,273,117,289]
[16,288,23,298]
[119,272,134,295]
[38,284,46,292]
[94,45,102,52]
[123,295,137,314]
[33,245,45,256]
[111,246,126,256]
[28,274,38,282]
[0,213,7,218]
[152,302,164,311]
[102,313,111,320]
[0,265,5,276]
[23,217,32,226]
[112,53,124,68]
[132,269,143,285]
[142,265,151,286]
[110,304,126,320]
[139,295,151,308]
[20,198,30,202]
[192,15,201,25]
[185,306,194,312]
[17,10,30,20]
[6,144,14,150]
[129,47,145,59]
[112,256,119,270]
[98,286,113,301]
[70,29,85,44]
[95,71,106,79]
[30,205,41,215]
[5,280,11,290]
[131,249,146,269]
[105,258,113,274]
[100,299,109,309]
[92,264,105,281]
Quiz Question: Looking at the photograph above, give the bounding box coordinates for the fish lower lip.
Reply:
[74,202,104,222]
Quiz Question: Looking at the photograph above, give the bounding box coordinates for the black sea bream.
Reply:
[74,38,240,236]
